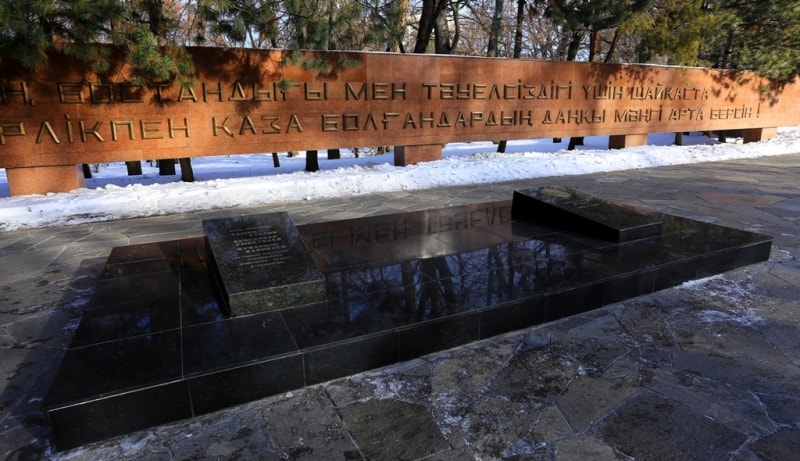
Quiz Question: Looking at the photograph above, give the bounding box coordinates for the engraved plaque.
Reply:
[203,212,325,316]
[512,186,663,243]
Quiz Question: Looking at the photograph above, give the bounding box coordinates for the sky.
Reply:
[1,128,800,232]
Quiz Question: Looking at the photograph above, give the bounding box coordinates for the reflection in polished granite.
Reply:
[42,198,772,451]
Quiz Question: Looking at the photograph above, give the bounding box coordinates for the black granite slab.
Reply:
[203,212,325,316]
[300,201,521,271]
[512,186,663,242]
[43,192,772,451]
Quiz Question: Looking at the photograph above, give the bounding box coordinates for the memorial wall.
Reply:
[2,47,800,195]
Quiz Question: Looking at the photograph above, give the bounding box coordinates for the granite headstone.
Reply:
[203,212,325,316]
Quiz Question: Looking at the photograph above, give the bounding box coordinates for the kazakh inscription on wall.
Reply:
[1,48,798,170]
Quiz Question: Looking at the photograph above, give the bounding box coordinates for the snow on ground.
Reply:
[1,128,799,232]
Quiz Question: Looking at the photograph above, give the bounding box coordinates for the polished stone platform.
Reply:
[42,193,772,451]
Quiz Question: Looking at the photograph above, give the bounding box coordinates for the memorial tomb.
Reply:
[42,187,772,450]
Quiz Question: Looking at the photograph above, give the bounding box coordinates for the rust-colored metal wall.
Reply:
[2,48,799,194]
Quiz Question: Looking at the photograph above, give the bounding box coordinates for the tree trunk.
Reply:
[435,257,457,314]
[179,158,194,182]
[413,0,449,53]
[401,261,417,316]
[604,29,620,63]
[272,153,280,167]
[82,164,92,179]
[433,4,459,54]
[513,0,525,59]
[327,149,340,160]
[434,12,450,53]
[588,29,600,61]
[387,0,409,52]
[488,0,504,57]
[564,30,586,149]
[566,31,583,61]
[144,0,165,38]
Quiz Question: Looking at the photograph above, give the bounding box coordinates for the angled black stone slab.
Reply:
[203,212,325,316]
[512,186,663,243]
[43,195,772,451]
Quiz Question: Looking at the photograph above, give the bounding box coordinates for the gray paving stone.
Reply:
[263,387,360,460]
[530,405,573,443]
[645,367,774,436]
[0,248,61,285]
[431,333,520,399]
[337,399,449,461]
[554,436,630,461]
[746,428,800,461]
[459,395,541,459]
[756,393,800,425]
[557,376,638,432]
[594,391,748,461]
[3,308,75,349]
[487,345,580,407]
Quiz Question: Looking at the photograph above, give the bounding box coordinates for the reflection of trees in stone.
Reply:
[417,257,457,320]
[486,245,510,305]
[401,261,416,318]
[506,240,571,296]
[323,237,582,333]
[452,249,492,309]
[338,265,406,327]
[329,255,468,326]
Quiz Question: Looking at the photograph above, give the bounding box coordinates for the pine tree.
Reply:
[0,0,194,83]
[633,0,800,82]
[196,0,280,48]
[544,0,653,61]
[284,0,383,51]
[634,0,729,67]
[0,0,66,68]
[717,0,800,82]
[1,1,196,180]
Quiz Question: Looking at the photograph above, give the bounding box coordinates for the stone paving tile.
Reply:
[262,387,361,460]
[554,436,629,460]
[1,153,799,460]
[339,399,449,460]
[594,391,748,461]
[745,428,800,461]
[558,376,638,432]
[697,192,787,206]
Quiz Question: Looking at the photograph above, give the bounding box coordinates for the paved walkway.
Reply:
[2,153,800,460]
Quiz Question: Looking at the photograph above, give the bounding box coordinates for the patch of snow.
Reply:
[1,129,799,231]
[697,309,764,327]
[678,275,726,290]
[681,275,766,326]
